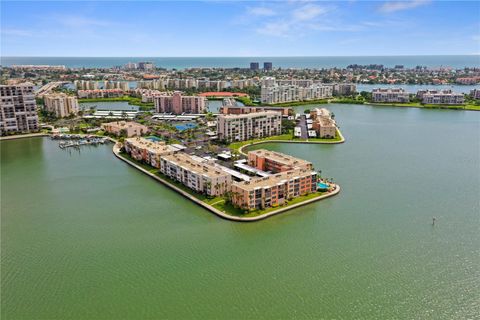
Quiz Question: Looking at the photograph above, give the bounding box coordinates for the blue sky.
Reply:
[1,1,479,56]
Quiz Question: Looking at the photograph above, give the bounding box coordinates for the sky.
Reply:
[1,0,479,57]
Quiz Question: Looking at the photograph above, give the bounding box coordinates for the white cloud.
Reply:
[247,6,276,16]
[55,15,111,28]
[293,4,329,21]
[1,29,33,37]
[378,0,431,13]
[257,21,292,37]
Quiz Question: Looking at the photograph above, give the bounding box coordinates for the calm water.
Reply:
[2,55,479,69]
[1,105,479,319]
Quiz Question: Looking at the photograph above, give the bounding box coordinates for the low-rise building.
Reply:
[333,83,357,96]
[77,89,124,99]
[154,91,206,114]
[124,137,176,168]
[248,149,313,173]
[43,93,79,118]
[0,83,39,135]
[231,168,318,210]
[371,88,410,103]
[101,121,149,137]
[310,108,337,138]
[470,89,480,100]
[417,89,465,105]
[217,111,282,142]
[160,153,232,196]
[219,105,292,117]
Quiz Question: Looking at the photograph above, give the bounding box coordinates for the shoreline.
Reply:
[263,99,479,111]
[236,128,345,156]
[0,133,49,141]
[112,143,340,222]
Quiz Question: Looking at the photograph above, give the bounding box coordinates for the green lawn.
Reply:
[228,132,295,153]
[228,129,343,153]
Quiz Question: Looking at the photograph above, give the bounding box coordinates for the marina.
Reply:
[51,134,110,149]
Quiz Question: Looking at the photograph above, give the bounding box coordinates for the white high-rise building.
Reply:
[0,83,39,135]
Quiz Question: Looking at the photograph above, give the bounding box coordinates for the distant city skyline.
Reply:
[1,1,479,57]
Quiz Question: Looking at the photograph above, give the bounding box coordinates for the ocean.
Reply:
[1,55,479,69]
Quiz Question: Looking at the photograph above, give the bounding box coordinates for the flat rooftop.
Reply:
[162,153,229,178]
[249,149,312,168]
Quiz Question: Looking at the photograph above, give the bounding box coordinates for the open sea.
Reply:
[1,55,479,69]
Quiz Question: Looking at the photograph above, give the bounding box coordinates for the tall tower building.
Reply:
[0,83,39,135]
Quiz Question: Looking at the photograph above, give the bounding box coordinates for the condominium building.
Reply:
[138,61,155,71]
[103,81,129,91]
[470,89,480,100]
[160,153,232,197]
[74,80,99,90]
[371,88,410,103]
[0,83,39,135]
[231,79,255,89]
[310,108,337,138]
[43,93,79,118]
[137,79,167,90]
[263,62,273,71]
[333,83,357,96]
[217,111,282,142]
[250,62,259,70]
[417,89,465,105]
[101,121,149,137]
[248,149,313,173]
[124,137,177,168]
[77,89,124,99]
[231,168,318,210]
[154,91,207,114]
[219,105,292,117]
[261,83,333,104]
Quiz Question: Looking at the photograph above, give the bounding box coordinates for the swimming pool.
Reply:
[145,136,162,142]
[175,123,197,131]
[317,182,329,190]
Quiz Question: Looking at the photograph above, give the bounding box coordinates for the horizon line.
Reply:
[2,54,479,58]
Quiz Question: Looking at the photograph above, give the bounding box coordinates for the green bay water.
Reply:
[1,105,479,319]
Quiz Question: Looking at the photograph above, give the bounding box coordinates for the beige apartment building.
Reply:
[217,111,282,142]
[0,83,39,135]
[154,91,206,114]
[101,121,149,137]
[371,88,410,103]
[160,153,232,197]
[310,108,337,138]
[231,168,318,210]
[43,93,79,118]
[124,137,176,168]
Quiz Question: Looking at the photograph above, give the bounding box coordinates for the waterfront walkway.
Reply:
[112,143,341,222]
